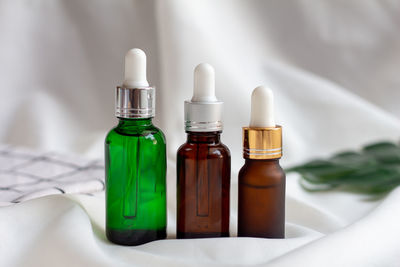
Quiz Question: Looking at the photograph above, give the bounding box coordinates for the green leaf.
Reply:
[330,151,377,166]
[362,142,400,164]
[287,140,400,194]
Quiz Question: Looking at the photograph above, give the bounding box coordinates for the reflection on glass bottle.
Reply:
[122,138,139,219]
[177,132,230,238]
[176,63,231,238]
[105,48,166,246]
[106,118,166,245]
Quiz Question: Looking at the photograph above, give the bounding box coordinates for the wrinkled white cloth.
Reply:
[1,182,400,267]
[0,145,104,205]
[0,0,400,266]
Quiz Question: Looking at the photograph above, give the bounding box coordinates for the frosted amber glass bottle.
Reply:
[237,86,285,238]
[238,158,285,238]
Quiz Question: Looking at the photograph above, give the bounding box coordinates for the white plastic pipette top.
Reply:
[184,63,223,132]
[250,86,275,127]
[192,63,218,102]
[116,48,154,118]
[123,48,149,88]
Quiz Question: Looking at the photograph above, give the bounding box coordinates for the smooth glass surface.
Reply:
[177,132,231,238]
[105,118,166,245]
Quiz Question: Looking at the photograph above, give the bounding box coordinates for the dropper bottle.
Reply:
[238,86,286,238]
[105,48,167,245]
[177,63,231,238]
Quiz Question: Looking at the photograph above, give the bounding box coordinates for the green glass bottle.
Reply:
[105,48,167,246]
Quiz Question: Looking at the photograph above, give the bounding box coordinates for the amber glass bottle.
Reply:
[176,63,231,238]
[238,158,285,238]
[237,86,285,238]
[177,132,231,238]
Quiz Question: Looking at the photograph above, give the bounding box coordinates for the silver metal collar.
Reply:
[115,86,155,118]
[184,100,223,132]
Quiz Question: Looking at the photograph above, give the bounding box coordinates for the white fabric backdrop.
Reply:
[0,0,400,266]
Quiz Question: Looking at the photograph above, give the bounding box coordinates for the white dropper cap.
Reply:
[123,48,149,87]
[250,86,275,127]
[184,63,223,132]
[191,63,218,102]
[116,48,155,118]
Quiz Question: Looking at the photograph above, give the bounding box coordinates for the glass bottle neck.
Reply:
[244,158,281,166]
[186,131,221,144]
[117,117,153,127]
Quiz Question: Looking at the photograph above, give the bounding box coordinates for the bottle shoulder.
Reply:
[219,142,231,154]
[239,160,285,185]
[105,126,119,142]
[152,125,166,142]
[177,141,231,158]
[105,124,166,145]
